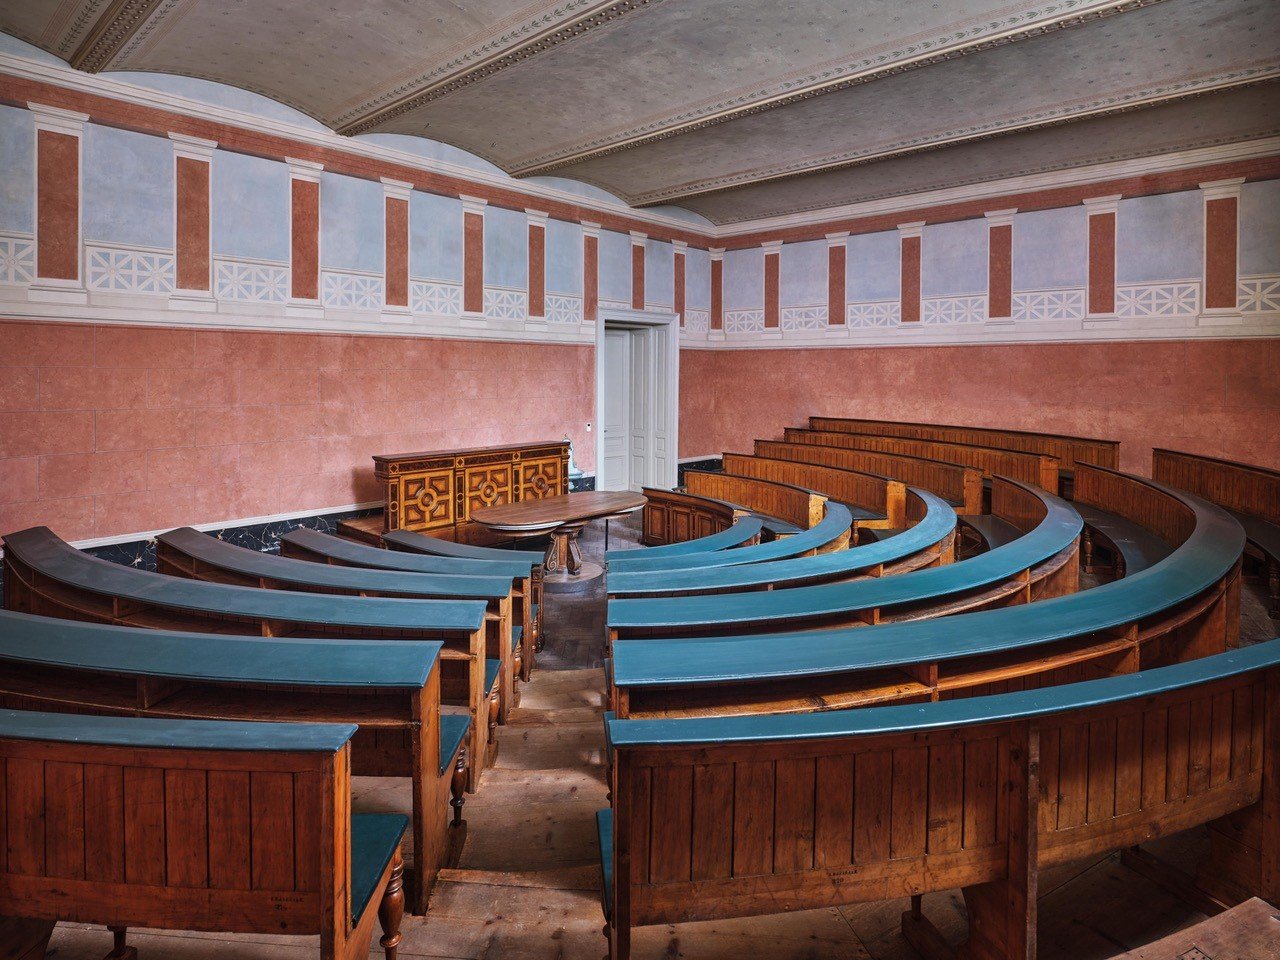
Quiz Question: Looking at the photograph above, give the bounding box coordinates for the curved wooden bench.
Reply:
[0,709,410,959]
[684,469,831,539]
[609,475,1244,718]
[281,525,542,682]
[381,528,545,563]
[721,452,907,534]
[756,438,985,515]
[2,526,497,793]
[599,641,1280,960]
[784,427,1061,493]
[0,608,462,914]
[1073,462,1195,580]
[608,478,1079,637]
[607,488,956,598]
[604,502,856,574]
[1153,448,1280,617]
[633,485,745,548]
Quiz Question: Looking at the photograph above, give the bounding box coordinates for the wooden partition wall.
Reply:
[721,452,907,531]
[640,487,737,546]
[684,470,827,533]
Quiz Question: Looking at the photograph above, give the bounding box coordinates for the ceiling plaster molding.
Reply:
[335,0,666,135]
[628,69,1280,206]
[65,0,170,72]
[509,0,1167,175]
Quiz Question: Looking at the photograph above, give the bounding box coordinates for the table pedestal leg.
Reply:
[540,522,602,593]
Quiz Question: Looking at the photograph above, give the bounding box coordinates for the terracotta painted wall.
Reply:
[679,339,1280,474]
[0,319,593,542]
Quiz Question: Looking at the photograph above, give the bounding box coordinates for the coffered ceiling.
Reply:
[4,0,1277,224]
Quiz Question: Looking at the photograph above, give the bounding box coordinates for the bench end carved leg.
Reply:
[379,854,405,960]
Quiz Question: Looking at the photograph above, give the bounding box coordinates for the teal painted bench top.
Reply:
[962,514,1023,550]
[4,527,488,634]
[608,638,1280,747]
[604,502,855,574]
[837,501,887,522]
[439,714,471,775]
[1228,509,1280,559]
[0,707,358,752]
[607,490,1079,629]
[383,529,544,563]
[1074,503,1172,574]
[283,527,535,579]
[606,491,954,595]
[606,516,764,562]
[0,609,442,688]
[350,813,410,922]
[160,527,513,599]
[611,489,1242,687]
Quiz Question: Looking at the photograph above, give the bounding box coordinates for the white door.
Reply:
[601,328,632,490]
[629,328,650,489]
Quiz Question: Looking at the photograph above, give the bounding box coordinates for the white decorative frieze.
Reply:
[411,279,464,317]
[846,300,901,327]
[1238,276,1280,314]
[684,308,710,332]
[483,286,527,321]
[724,309,765,333]
[781,303,828,330]
[1115,281,1199,319]
[214,257,288,303]
[546,293,583,324]
[922,295,986,325]
[1012,288,1085,321]
[85,243,174,295]
[0,234,36,285]
[322,269,383,311]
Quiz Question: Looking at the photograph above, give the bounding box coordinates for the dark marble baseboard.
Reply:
[678,458,723,485]
[570,473,596,492]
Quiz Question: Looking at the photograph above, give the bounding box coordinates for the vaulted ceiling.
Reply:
[4,0,1277,224]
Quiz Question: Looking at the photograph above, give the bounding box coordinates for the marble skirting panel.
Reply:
[678,458,723,486]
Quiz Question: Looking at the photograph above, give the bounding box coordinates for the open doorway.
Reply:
[594,307,679,492]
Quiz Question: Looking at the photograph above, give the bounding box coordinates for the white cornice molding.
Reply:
[460,195,488,216]
[27,101,88,136]
[169,132,217,161]
[525,208,549,228]
[672,239,688,254]
[897,221,925,238]
[709,247,725,261]
[825,231,850,247]
[581,220,601,239]
[286,157,324,182]
[1199,177,1246,201]
[984,208,1017,227]
[1082,194,1122,214]
[380,176,414,201]
[761,240,783,254]
[629,230,647,245]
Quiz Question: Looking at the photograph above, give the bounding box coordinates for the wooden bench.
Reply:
[721,452,908,537]
[604,502,855,575]
[608,478,1079,637]
[608,473,1244,717]
[381,528,544,563]
[2,527,498,794]
[1074,463,1194,579]
[0,608,464,914]
[280,526,542,682]
[756,438,985,515]
[784,427,1061,493]
[684,469,831,540]
[607,488,956,598]
[157,526,524,719]
[612,490,763,558]
[598,640,1280,960]
[1153,448,1280,618]
[0,709,409,959]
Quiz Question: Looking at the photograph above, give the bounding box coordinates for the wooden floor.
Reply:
[49,517,1278,959]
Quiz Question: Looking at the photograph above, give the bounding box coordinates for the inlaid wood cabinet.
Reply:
[375,440,569,543]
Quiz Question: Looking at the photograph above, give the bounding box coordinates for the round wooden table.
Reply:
[471,491,646,590]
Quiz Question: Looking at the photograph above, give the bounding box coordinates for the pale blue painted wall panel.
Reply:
[921,219,987,297]
[1116,190,1203,283]
[483,204,527,288]
[645,238,674,307]
[546,218,582,295]
[1239,179,1280,276]
[212,150,289,262]
[410,192,463,281]
[724,247,763,310]
[82,124,173,249]
[780,239,827,305]
[685,247,710,309]
[1012,206,1087,290]
[0,105,33,234]
[598,229,631,303]
[320,172,383,272]
[109,71,329,130]
[846,230,900,301]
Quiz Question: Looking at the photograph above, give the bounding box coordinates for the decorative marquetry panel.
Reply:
[520,456,564,500]
[0,234,36,285]
[398,469,455,530]
[463,462,514,519]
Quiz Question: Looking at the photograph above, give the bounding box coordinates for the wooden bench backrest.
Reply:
[756,439,983,515]
[786,428,1060,492]
[991,475,1053,535]
[1152,449,1280,525]
[721,453,907,528]
[809,416,1120,472]
[640,487,736,546]
[685,470,826,530]
[0,730,353,944]
[1074,463,1198,549]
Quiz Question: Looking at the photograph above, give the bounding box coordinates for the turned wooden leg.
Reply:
[378,854,405,960]
[451,747,468,827]
[1081,528,1094,573]
[487,688,501,747]
[104,926,137,960]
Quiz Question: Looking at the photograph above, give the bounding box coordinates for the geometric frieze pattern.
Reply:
[411,279,464,316]
[1237,275,1280,313]
[0,234,36,285]
[1115,281,1199,319]
[214,257,288,303]
[780,303,829,329]
[322,270,384,310]
[85,243,175,295]
[922,294,986,325]
[1012,288,1086,321]
[546,293,584,324]
[846,300,901,327]
[484,286,528,321]
[683,308,710,332]
[724,309,765,333]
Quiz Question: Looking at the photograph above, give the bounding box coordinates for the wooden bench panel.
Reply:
[637,487,736,546]
[684,470,829,535]
[721,452,907,530]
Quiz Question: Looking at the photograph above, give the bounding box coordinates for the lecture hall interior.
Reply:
[0,1,1277,958]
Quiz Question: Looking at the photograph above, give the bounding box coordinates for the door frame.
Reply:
[594,306,680,491]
